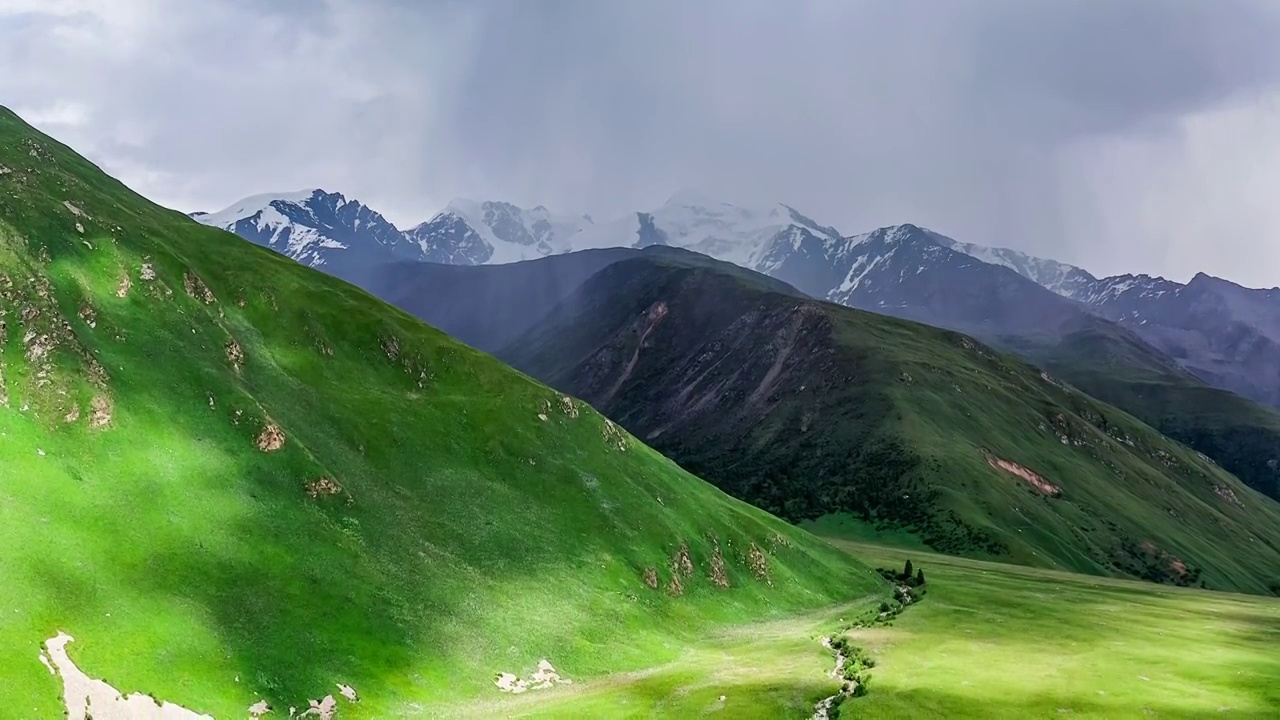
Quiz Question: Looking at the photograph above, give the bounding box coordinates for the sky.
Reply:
[3,0,1280,287]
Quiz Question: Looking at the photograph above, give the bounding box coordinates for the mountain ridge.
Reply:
[498,252,1280,592]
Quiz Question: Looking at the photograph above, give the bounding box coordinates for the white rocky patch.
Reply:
[494,659,572,693]
[42,632,213,720]
[299,695,337,719]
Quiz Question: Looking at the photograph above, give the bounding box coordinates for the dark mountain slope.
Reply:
[362,245,799,353]
[503,256,1280,594]
[362,247,640,352]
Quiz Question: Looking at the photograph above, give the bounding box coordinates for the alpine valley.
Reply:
[2,105,1278,719]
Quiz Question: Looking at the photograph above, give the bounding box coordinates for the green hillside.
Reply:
[505,257,1280,595]
[0,109,882,716]
[1010,326,1280,501]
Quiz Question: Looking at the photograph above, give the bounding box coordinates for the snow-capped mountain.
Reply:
[812,224,1101,338]
[568,190,844,271]
[934,237,1099,299]
[194,189,425,278]
[405,191,847,278]
[406,199,592,265]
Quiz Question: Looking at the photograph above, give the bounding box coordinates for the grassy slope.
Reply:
[822,535,1280,718]
[0,109,883,716]
[506,259,1280,595]
[1010,325,1280,501]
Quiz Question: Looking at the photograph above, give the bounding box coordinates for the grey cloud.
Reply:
[3,0,1280,286]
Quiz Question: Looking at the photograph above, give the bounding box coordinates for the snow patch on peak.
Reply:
[931,235,1098,298]
[198,189,322,228]
[836,246,896,294]
[430,198,592,265]
[567,194,824,270]
[1076,273,1180,306]
[883,224,925,244]
[442,197,486,219]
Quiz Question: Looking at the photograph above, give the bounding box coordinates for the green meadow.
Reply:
[452,534,1280,719]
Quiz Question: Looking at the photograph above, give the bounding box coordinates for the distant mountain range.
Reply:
[194,189,844,279]
[197,189,1280,418]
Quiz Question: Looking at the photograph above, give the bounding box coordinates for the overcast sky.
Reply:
[3,0,1280,287]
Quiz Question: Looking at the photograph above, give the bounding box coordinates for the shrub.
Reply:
[878,601,892,613]
[915,568,926,586]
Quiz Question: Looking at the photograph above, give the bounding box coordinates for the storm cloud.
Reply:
[3,0,1280,286]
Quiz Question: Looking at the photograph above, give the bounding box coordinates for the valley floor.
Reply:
[830,540,1280,719]
[424,598,869,719]
[437,539,1280,719]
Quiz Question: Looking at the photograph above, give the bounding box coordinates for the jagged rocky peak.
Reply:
[193,188,421,273]
[406,198,591,266]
